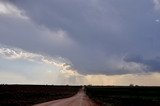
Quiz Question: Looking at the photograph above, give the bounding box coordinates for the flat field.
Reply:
[85,86,160,106]
[0,85,81,106]
[1,85,160,106]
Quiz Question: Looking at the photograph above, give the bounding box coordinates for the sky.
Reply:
[0,0,160,85]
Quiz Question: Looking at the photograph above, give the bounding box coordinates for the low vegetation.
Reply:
[85,86,160,106]
[1,85,160,106]
[0,85,81,106]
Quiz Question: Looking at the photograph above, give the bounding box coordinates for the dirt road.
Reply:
[34,87,97,106]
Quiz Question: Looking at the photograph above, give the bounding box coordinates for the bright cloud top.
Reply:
[0,46,81,85]
[0,45,70,68]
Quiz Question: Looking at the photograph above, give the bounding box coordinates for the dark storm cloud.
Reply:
[1,0,160,74]
[124,55,144,63]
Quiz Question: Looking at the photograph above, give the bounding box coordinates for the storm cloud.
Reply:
[0,0,160,75]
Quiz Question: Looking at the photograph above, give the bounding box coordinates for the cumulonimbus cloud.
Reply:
[0,0,160,76]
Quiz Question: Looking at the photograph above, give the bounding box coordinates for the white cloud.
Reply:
[0,47,76,75]
[0,1,28,19]
[0,46,160,86]
[107,56,148,74]
[39,26,75,47]
[0,46,84,85]
[153,0,160,10]
[115,60,148,73]
[155,19,160,23]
